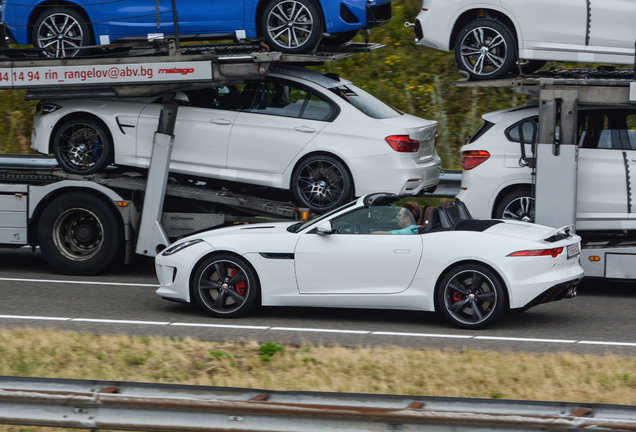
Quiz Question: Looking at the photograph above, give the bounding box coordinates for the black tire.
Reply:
[31,7,92,58]
[37,192,124,275]
[292,154,353,214]
[261,0,324,54]
[437,264,506,329]
[454,18,516,80]
[321,30,358,46]
[191,254,260,318]
[495,189,534,222]
[53,117,113,175]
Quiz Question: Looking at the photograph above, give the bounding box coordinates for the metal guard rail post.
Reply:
[1,376,636,432]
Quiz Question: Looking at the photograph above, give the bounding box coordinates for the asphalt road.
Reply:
[1,247,635,356]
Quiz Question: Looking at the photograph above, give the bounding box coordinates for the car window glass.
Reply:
[330,84,401,119]
[303,93,332,121]
[330,204,404,234]
[505,119,537,144]
[577,110,627,149]
[214,84,247,110]
[248,81,306,118]
[178,84,246,110]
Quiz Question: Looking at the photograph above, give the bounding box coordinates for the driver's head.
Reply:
[397,202,420,228]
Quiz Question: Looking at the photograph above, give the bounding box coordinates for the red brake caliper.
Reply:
[452,291,462,303]
[231,268,247,295]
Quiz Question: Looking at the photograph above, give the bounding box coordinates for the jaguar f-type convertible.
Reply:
[155,193,583,329]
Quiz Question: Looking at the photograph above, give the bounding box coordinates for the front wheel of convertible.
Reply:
[192,254,260,318]
[438,264,506,329]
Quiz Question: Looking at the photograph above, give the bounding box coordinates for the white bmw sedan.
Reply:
[31,65,441,213]
[155,193,583,329]
[412,0,636,80]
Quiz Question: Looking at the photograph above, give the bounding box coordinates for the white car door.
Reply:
[226,79,331,174]
[501,0,587,53]
[135,88,242,169]
[294,206,423,294]
[588,0,636,56]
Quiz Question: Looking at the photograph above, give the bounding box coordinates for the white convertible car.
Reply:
[155,193,583,329]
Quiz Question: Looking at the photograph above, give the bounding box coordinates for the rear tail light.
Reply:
[386,135,420,152]
[507,247,564,258]
[461,150,490,170]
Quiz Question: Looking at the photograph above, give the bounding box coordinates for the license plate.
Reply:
[567,243,580,258]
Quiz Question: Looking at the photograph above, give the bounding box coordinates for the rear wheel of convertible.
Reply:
[37,192,124,275]
[437,263,506,329]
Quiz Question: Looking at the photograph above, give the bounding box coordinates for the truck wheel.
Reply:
[454,18,516,80]
[37,192,123,275]
[53,117,113,175]
[292,154,353,214]
[495,189,534,222]
[261,0,324,53]
[31,7,92,58]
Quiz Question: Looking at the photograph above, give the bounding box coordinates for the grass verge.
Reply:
[1,328,635,406]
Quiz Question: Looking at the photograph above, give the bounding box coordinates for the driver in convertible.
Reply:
[374,201,421,235]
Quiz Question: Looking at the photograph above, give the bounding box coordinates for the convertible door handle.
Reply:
[294,126,316,133]
[394,249,411,254]
[209,119,232,125]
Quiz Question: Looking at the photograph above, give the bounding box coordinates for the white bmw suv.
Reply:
[457,104,636,232]
[412,0,636,80]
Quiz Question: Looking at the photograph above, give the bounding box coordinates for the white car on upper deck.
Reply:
[412,0,636,80]
[31,65,441,214]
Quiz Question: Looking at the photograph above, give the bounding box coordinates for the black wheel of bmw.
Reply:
[192,254,260,318]
[495,189,534,222]
[53,117,113,175]
[261,0,324,53]
[31,7,92,58]
[37,192,123,275]
[438,264,506,329]
[454,18,516,80]
[292,154,353,214]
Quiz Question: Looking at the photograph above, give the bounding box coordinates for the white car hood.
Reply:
[197,222,296,242]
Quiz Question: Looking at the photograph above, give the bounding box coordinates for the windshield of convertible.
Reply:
[288,196,422,235]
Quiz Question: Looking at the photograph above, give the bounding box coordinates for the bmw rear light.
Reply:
[507,247,564,258]
[461,150,490,170]
[386,135,420,152]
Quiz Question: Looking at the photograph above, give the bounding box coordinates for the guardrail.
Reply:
[1,376,635,432]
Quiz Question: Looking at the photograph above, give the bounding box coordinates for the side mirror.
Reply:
[316,222,334,235]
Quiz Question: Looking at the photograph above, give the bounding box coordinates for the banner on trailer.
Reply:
[0,61,213,88]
